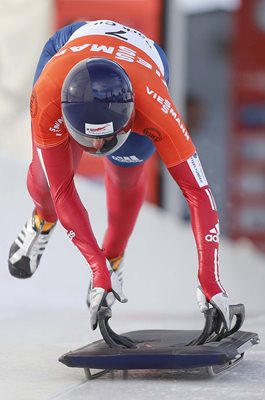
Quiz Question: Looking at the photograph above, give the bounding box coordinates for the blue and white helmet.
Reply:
[61,58,135,155]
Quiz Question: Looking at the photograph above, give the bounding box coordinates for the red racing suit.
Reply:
[28,20,225,300]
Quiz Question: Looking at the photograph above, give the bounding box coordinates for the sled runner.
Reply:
[59,305,259,379]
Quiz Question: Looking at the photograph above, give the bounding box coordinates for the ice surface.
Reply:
[0,152,264,400]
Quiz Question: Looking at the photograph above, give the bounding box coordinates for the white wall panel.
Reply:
[0,0,52,161]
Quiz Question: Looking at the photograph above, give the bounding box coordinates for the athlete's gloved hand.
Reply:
[89,261,127,330]
[196,286,230,331]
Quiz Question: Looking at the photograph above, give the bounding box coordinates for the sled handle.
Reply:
[188,304,245,346]
[225,304,245,337]
[98,307,136,349]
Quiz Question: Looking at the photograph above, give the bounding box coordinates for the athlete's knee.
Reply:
[27,163,49,196]
[26,163,56,216]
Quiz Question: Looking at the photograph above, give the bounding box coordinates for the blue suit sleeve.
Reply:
[33,21,87,85]
[154,42,169,85]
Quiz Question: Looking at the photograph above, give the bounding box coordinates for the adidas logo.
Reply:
[111,155,143,163]
[205,223,219,243]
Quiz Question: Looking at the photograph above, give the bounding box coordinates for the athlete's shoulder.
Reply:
[53,21,87,51]
[31,75,67,148]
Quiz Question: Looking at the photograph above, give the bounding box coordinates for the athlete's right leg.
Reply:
[8,139,57,278]
[8,137,83,278]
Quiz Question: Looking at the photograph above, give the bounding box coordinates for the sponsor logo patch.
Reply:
[111,155,143,163]
[85,122,114,136]
[49,117,64,135]
[143,127,163,142]
[146,86,190,140]
[187,153,208,188]
[67,230,76,240]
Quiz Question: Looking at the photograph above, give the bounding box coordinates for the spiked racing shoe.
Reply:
[8,211,56,279]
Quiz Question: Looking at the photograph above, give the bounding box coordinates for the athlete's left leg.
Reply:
[102,133,155,259]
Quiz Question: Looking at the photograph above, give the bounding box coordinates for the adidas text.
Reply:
[111,155,143,163]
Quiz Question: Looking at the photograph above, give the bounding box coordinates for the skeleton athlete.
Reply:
[9,20,229,330]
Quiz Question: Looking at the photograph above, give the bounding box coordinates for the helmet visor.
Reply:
[65,117,131,155]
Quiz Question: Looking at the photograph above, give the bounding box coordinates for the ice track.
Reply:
[0,152,265,400]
